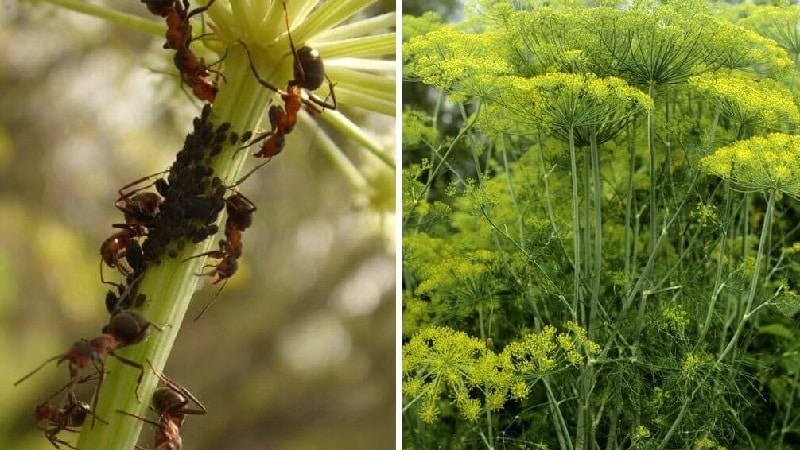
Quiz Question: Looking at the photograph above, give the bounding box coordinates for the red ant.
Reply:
[141,0,221,102]
[35,375,107,449]
[14,310,158,428]
[140,0,216,51]
[237,3,337,159]
[117,361,206,450]
[174,48,221,103]
[183,191,256,320]
[100,225,147,278]
[281,2,337,109]
[114,170,169,227]
[164,0,216,51]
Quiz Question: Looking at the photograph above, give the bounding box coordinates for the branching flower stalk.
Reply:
[23,1,396,449]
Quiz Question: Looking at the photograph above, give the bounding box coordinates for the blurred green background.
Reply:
[0,1,396,449]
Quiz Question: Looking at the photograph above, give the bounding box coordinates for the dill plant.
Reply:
[403,0,800,448]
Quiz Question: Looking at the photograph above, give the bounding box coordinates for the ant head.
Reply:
[152,386,187,417]
[128,192,162,217]
[106,291,120,314]
[218,257,238,280]
[106,311,151,347]
[35,403,56,422]
[68,403,91,426]
[141,0,173,17]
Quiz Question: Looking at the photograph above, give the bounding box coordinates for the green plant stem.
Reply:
[568,127,582,324]
[624,124,635,283]
[717,191,775,363]
[40,0,164,37]
[538,131,559,236]
[77,46,270,450]
[588,129,601,339]
[544,377,573,450]
[647,84,657,255]
[779,353,800,447]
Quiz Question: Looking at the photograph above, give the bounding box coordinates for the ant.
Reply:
[114,170,169,228]
[35,374,107,449]
[164,0,217,51]
[237,3,337,159]
[140,0,216,50]
[117,360,206,450]
[174,48,221,103]
[179,22,229,103]
[182,191,256,320]
[224,191,256,235]
[141,0,222,103]
[14,310,158,428]
[100,225,147,278]
[280,2,337,108]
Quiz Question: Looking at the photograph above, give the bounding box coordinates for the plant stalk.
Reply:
[77,46,269,450]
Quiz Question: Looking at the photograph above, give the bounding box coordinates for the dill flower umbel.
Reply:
[698,133,800,199]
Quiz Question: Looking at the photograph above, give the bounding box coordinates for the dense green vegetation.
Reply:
[402,1,800,448]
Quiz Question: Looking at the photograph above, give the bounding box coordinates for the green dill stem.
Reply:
[498,136,525,248]
[544,377,573,450]
[779,354,800,447]
[76,46,269,450]
[40,0,164,38]
[538,131,559,236]
[624,126,636,284]
[476,305,494,449]
[646,84,658,258]
[717,191,775,363]
[588,128,602,339]
[568,126,582,324]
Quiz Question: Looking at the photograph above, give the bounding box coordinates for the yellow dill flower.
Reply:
[689,74,800,129]
[699,133,800,199]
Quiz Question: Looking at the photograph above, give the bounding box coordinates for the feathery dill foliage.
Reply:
[403,0,800,448]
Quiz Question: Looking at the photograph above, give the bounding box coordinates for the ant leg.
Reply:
[100,258,125,289]
[230,160,270,187]
[205,49,229,84]
[281,2,304,80]
[238,40,282,94]
[109,353,146,403]
[304,76,337,111]
[145,360,207,414]
[186,0,217,19]
[238,130,272,151]
[182,250,225,263]
[196,264,220,277]
[312,74,338,110]
[117,170,170,200]
[230,162,272,188]
[116,410,162,428]
[38,373,98,405]
[46,434,78,450]
[90,361,106,430]
[193,279,228,321]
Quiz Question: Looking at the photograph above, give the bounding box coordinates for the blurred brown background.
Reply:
[0,1,396,449]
